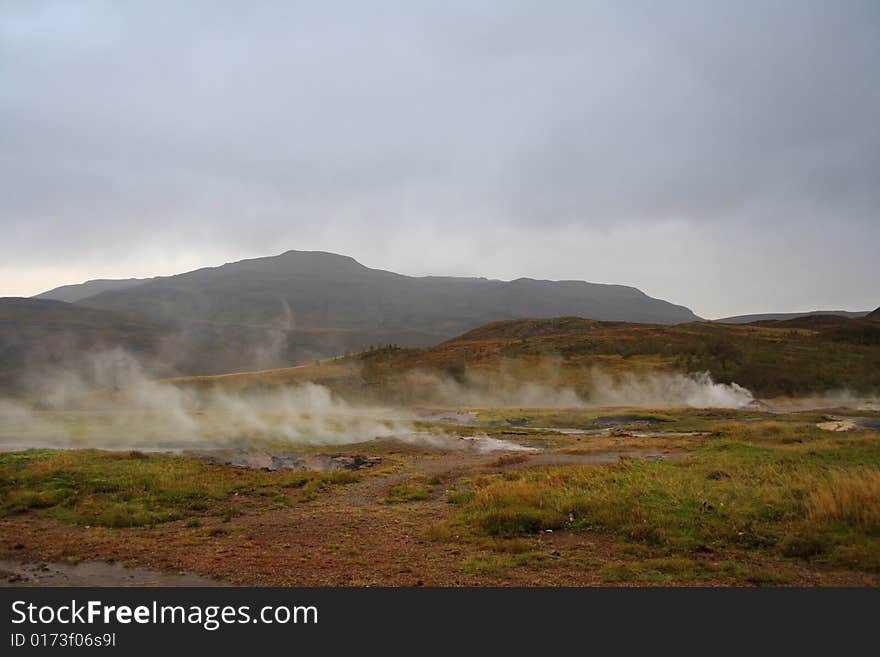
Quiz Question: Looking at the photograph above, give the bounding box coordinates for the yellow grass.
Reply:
[807,467,880,531]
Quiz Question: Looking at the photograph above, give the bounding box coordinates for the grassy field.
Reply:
[440,421,880,581]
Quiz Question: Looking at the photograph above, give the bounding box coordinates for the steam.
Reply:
[585,370,754,409]
[2,349,410,450]
[386,365,753,409]
[251,298,295,370]
[0,348,760,454]
[393,367,582,408]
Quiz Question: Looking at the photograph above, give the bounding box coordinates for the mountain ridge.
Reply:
[58,250,701,332]
[36,278,151,303]
[0,250,703,393]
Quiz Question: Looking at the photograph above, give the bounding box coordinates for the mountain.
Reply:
[5,250,701,393]
[36,278,150,303]
[715,310,870,324]
[70,250,700,335]
[869,307,880,320]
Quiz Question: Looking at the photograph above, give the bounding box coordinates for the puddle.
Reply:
[0,560,224,587]
[527,427,707,439]
[592,414,669,426]
[529,427,608,435]
[460,436,538,453]
[387,432,539,453]
[817,416,880,432]
[627,431,709,438]
[499,449,684,468]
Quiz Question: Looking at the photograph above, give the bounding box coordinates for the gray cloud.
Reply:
[1,0,878,316]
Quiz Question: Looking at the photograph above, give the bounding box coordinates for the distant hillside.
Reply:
[67,250,698,340]
[431,316,880,395]
[36,278,149,303]
[0,298,169,393]
[715,310,869,324]
[869,306,880,320]
[171,315,880,398]
[365,315,880,389]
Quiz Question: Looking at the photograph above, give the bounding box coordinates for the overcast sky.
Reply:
[1,1,878,318]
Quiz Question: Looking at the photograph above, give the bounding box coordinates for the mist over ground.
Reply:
[0,347,762,452]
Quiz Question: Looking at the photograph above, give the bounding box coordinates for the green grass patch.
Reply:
[0,449,360,527]
[460,551,546,575]
[380,479,432,504]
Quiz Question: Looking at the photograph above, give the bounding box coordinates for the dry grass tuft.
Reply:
[807,467,880,531]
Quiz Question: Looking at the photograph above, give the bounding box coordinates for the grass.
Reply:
[380,477,432,504]
[0,449,360,527]
[598,559,796,585]
[460,551,546,575]
[442,423,880,574]
[806,467,880,531]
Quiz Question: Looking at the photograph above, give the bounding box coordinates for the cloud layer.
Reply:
[2,1,878,316]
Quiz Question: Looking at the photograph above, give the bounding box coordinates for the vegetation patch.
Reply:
[0,449,359,527]
[446,425,880,573]
[460,551,545,575]
[379,477,432,504]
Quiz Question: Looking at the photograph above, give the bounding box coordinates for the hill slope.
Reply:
[716,310,870,323]
[73,251,700,338]
[0,298,169,393]
[0,297,440,395]
[171,315,880,399]
[36,278,150,303]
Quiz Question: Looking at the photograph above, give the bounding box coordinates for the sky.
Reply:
[1,1,878,318]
